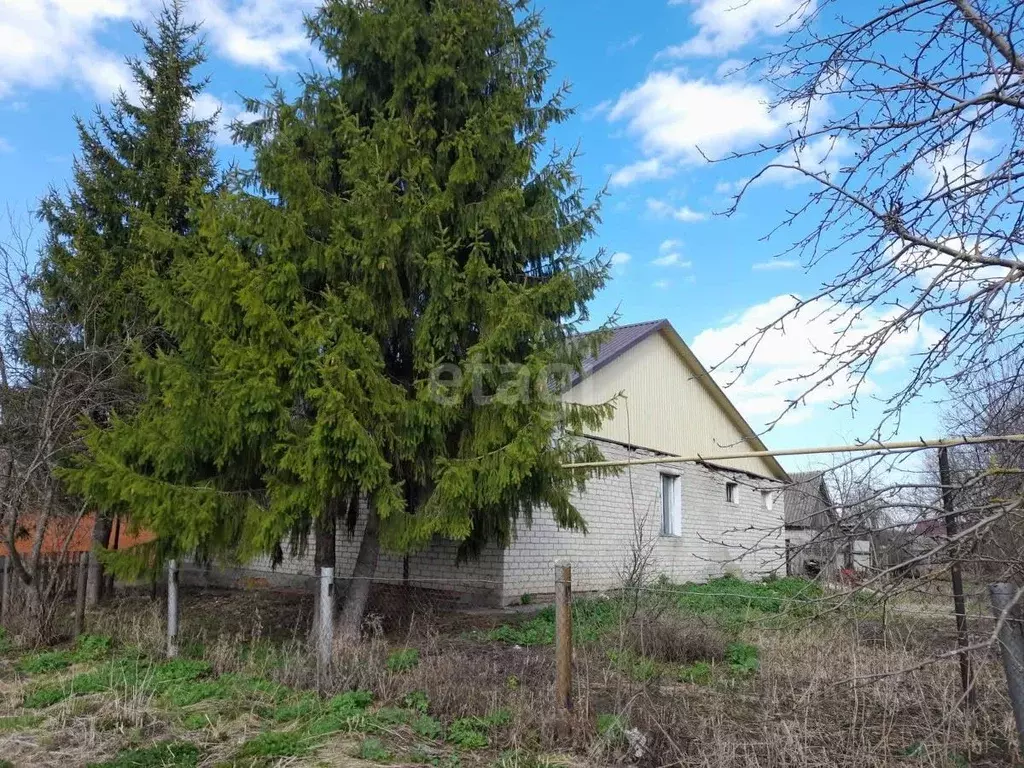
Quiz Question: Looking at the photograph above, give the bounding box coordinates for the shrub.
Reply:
[412,713,443,740]
[622,616,728,664]
[678,661,713,684]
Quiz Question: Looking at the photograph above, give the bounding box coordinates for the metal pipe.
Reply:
[562,434,1024,470]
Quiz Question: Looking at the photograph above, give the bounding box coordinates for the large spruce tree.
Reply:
[40,0,217,598]
[71,0,612,634]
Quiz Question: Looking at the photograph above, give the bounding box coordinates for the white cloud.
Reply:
[609,158,673,187]
[0,137,12,153]
[664,0,815,58]
[647,198,708,222]
[660,239,683,253]
[652,252,693,268]
[190,91,259,145]
[583,99,613,122]
[609,34,642,53]
[691,294,937,427]
[0,0,315,101]
[890,236,1010,289]
[653,279,672,289]
[609,72,786,163]
[610,251,632,274]
[751,260,798,271]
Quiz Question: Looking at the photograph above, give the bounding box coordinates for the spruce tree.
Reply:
[70,0,613,634]
[39,0,217,597]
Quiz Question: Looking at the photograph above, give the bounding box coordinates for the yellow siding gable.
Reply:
[563,329,782,479]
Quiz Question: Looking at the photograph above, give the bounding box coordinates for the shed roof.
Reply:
[784,471,838,529]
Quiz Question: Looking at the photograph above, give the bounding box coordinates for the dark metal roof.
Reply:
[575,320,668,383]
[784,471,838,529]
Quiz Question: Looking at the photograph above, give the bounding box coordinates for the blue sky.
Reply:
[0,0,942,468]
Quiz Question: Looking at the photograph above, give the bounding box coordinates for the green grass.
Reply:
[0,714,45,731]
[489,599,621,646]
[447,710,511,750]
[359,736,391,761]
[237,730,309,759]
[86,741,200,768]
[16,635,113,675]
[386,647,420,672]
[672,576,823,621]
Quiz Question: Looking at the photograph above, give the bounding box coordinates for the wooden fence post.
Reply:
[555,562,573,712]
[74,552,89,637]
[167,559,179,659]
[989,583,1024,752]
[0,556,9,624]
[317,567,335,681]
[939,447,975,705]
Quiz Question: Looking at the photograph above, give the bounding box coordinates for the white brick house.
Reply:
[189,320,789,605]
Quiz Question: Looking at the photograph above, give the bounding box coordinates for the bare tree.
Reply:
[0,215,127,640]
[717,0,1024,431]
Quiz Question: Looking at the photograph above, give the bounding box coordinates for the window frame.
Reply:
[725,481,739,504]
[660,471,682,537]
[761,489,774,510]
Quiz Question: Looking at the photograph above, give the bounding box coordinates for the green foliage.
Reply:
[412,714,444,740]
[673,577,822,620]
[23,685,69,709]
[359,737,392,762]
[75,635,113,662]
[596,714,626,741]
[386,647,421,673]
[237,731,308,759]
[606,650,659,682]
[86,741,200,768]
[447,711,510,750]
[402,690,430,713]
[678,661,714,684]
[519,594,534,606]
[68,0,612,612]
[490,598,621,645]
[271,693,320,722]
[17,650,75,675]
[725,643,760,675]
[16,636,113,675]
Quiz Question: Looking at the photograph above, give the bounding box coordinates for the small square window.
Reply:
[762,490,774,510]
[661,473,681,536]
[725,482,738,504]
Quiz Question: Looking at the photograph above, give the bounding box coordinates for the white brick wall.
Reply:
[240,436,786,605]
[500,439,786,602]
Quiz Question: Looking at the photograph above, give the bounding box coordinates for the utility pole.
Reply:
[939,446,974,705]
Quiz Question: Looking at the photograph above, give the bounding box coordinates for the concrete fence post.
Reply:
[167,559,179,659]
[555,562,573,712]
[74,552,89,637]
[318,567,335,681]
[989,583,1024,752]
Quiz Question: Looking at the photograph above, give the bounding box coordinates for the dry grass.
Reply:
[0,583,1019,767]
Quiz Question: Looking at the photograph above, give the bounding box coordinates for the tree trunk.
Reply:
[338,499,380,641]
[311,498,338,640]
[87,515,112,606]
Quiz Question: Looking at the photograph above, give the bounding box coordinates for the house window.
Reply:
[661,473,681,536]
[762,490,774,510]
[726,482,738,504]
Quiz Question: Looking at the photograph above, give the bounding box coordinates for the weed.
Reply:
[725,642,759,675]
[271,692,320,722]
[237,731,308,759]
[607,649,659,682]
[493,749,566,768]
[359,737,391,761]
[412,713,444,740]
[23,684,69,709]
[489,599,620,646]
[160,678,230,707]
[16,649,75,675]
[75,635,113,661]
[386,647,421,672]
[86,741,200,768]
[596,714,626,741]
[520,594,534,606]
[678,660,713,684]
[447,711,510,750]
[402,690,430,713]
